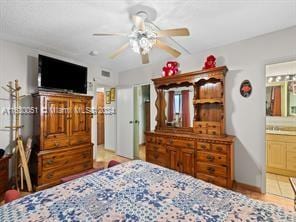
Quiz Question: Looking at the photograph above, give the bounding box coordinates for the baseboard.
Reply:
[233,181,262,193]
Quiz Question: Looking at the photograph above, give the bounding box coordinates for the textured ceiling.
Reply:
[0,0,296,73]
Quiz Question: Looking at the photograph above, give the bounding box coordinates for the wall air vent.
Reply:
[101,70,111,78]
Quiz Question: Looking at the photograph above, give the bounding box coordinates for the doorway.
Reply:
[134,84,150,160]
[265,60,296,199]
[97,91,105,146]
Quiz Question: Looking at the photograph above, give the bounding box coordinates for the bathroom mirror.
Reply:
[266,60,296,117]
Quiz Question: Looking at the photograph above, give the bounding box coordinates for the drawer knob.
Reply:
[46,173,53,179]
[212,131,217,135]
[207,167,215,174]
[206,155,214,161]
[187,143,193,148]
[46,159,54,165]
[216,146,223,151]
[54,142,60,147]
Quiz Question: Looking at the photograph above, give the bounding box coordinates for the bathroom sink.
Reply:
[266,126,296,135]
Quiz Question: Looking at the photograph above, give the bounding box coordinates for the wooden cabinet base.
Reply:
[146,132,234,189]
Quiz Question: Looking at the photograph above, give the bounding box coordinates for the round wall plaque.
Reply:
[240,80,252,98]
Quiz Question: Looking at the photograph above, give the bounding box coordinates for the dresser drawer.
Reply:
[197,142,211,151]
[194,128,207,134]
[197,151,227,165]
[70,135,91,146]
[43,138,69,150]
[42,147,92,170]
[196,162,227,177]
[287,151,296,171]
[196,173,227,187]
[146,136,156,144]
[212,144,227,153]
[208,128,221,136]
[40,161,92,184]
[287,143,296,153]
[167,138,194,148]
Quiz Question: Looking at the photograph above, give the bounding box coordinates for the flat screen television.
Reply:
[38,55,88,94]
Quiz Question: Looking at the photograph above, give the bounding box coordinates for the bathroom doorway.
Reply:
[265,60,296,199]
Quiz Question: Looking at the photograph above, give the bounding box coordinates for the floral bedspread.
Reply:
[0,160,295,221]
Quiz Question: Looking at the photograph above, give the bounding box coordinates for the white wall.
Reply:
[103,87,117,151]
[0,39,118,160]
[118,26,296,190]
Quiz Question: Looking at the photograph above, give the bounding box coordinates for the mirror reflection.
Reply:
[164,86,194,127]
[266,76,296,117]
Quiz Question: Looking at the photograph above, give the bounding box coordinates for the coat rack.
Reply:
[2,80,32,192]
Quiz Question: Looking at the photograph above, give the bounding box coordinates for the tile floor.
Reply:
[266,173,294,199]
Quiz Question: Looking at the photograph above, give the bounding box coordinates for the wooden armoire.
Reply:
[30,91,93,190]
[146,66,235,189]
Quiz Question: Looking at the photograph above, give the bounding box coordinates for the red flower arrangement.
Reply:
[162,61,179,77]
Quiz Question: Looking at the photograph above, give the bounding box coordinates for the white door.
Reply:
[116,87,134,159]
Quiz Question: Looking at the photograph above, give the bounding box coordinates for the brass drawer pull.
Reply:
[216,146,223,151]
[54,142,60,147]
[187,143,193,148]
[46,159,54,165]
[201,145,207,149]
[46,173,53,179]
[212,131,217,135]
[207,167,215,174]
[206,155,214,161]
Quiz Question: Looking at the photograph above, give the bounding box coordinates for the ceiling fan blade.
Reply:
[156,28,190,37]
[132,15,145,31]
[93,33,127,36]
[109,43,129,59]
[141,53,149,64]
[155,40,181,58]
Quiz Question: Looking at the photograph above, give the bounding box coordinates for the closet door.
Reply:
[42,96,70,150]
[69,97,91,146]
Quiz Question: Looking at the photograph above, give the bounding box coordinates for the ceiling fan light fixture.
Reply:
[129,29,156,55]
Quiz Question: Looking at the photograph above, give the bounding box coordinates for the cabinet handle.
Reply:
[216,146,223,151]
[46,159,54,165]
[206,155,214,161]
[212,131,217,135]
[187,143,193,148]
[207,167,215,174]
[54,142,60,147]
[46,173,53,179]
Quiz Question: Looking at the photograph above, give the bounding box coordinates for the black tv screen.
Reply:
[38,55,87,94]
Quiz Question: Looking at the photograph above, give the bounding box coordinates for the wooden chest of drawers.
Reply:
[146,132,234,189]
[31,91,93,191]
[0,155,12,195]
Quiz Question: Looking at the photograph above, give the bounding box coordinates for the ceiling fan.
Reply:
[93,15,190,64]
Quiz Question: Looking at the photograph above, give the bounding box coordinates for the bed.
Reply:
[0,160,295,221]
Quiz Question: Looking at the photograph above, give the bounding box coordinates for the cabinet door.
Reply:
[180,148,195,176]
[69,98,91,145]
[267,141,286,169]
[43,96,70,141]
[167,146,180,171]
